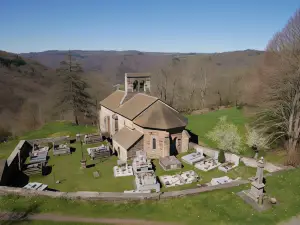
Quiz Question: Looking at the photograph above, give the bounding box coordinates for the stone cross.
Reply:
[256,157,265,184]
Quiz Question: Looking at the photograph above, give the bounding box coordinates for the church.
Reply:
[99,73,190,162]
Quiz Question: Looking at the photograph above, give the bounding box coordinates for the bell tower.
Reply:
[125,73,151,94]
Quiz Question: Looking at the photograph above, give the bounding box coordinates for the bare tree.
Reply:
[256,9,300,165]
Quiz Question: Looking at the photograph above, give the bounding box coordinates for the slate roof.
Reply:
[112,127,143,150]
[133,101,188,129]
[0,160,7,183]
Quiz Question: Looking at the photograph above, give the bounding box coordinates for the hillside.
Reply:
[21,49,265,83]
[0,51,55,130]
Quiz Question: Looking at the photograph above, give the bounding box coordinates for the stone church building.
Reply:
[99,73,190,162]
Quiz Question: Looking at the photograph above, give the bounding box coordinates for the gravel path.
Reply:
[0,212,183,225]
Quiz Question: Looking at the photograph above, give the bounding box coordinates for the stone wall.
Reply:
[0,180,248,202]
[28,136,70,145]
[143,129,169,158]
[189,142,284,173]
[128,137,143,159]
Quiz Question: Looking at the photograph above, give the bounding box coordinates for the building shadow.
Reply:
[186,129,199,144]
[10,171,29,188]
[151,160,157,172]
[170,136,178,156]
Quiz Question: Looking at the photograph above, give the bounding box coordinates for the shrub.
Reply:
[218,150,226,163]
[207,116,242,153]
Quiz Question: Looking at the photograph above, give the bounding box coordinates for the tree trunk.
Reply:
[286,139,300,166]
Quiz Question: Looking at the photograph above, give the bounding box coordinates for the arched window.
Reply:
[152,137,157,150]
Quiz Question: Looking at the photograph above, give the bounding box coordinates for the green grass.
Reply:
[186,107,249,150]
[186,107,287,163]
[3,221,109,225]
[30,143,134,192]
[2,168,300,225]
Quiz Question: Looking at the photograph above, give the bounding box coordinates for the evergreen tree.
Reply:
[56,51,93,125]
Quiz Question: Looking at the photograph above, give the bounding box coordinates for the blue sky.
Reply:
[1,0,299,53]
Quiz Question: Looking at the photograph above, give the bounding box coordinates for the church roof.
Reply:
[133,100,188,130]
[100,90,125,111]
[112,127,143,150]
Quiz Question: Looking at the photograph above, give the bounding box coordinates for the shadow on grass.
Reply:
[0,199,41,225]
[42,165,52,176]
[86,164,95,168]
[70,147,76,153]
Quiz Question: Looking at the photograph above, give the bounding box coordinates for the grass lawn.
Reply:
[186,107,287,163]
[29,142,134,192]
[2,168,300,225]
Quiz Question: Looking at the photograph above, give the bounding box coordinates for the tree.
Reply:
[56,51,93,125]
[218,150,226,163]
[245,125,270,150]
[19,101,41,130]
[207,116,242,153]
[256,9,300,165]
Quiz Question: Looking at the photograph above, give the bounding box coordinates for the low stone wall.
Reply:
[189,142,284,173]
[28,136,70,145]
[0,180,248,202]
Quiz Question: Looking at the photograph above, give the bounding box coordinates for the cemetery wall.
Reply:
[28,136,70,145]
[189,142,284,173]
[0,180,249,202]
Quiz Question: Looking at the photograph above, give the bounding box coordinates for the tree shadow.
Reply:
[186,129,199,144]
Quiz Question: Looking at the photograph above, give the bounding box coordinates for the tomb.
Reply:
[84,133,102,145]
[132,151,153,174]
[195,158,221,172]
[159,170,199,188]
[134,171,160,192]
[181,150,205,165]
[23,182,48,191]
[210,176,233,186]
[22,161,46,176]
[87,145,110,160]
[113,160,134,177]
[52,139,71,156]
[159,156,182,171]
[218,154,240,172]
[29,147,48,164]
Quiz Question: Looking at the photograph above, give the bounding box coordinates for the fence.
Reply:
[0,180,248,202]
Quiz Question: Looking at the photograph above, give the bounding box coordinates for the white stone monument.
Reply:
[248,157,265,204]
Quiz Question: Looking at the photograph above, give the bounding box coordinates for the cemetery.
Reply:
[0,132,263,194]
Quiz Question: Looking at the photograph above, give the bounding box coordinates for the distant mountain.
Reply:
[20,49,264,83]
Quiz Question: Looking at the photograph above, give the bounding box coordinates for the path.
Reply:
[278,215,300,225]
[0,212,182,225]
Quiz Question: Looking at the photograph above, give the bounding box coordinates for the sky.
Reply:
[0,0,299,53]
